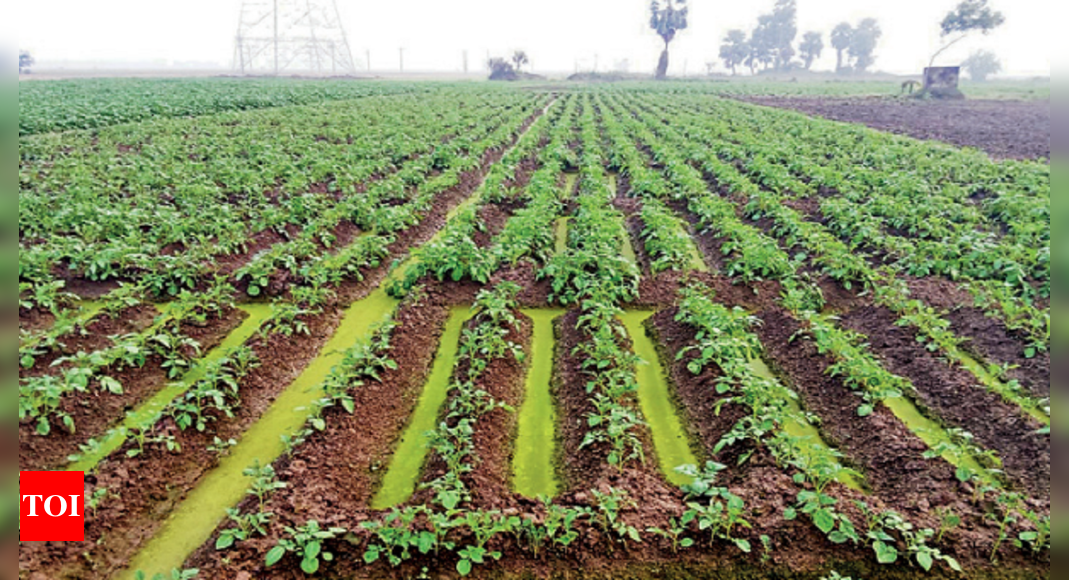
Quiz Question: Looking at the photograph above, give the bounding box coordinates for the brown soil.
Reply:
[554,309,618,490]
[690,162,1050,501]
[754,307,1004,560]
[18,113,543,580]
[18,307,55,335]
[836,304,1050,500]
[736,96,1050,161]
[188,293,453,578]
[492,261,553,308]
[19,304,159,378]
[17,306,244,473]
[474,202,517,248]
[416,310,533,510]
[907,278,1050,399]
[646,308,748,471]
[135,276,1046,580]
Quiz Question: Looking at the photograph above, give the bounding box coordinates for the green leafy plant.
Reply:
[648,517,695,554]
[265,521,347,575]
[591,487,642,544]
[935,507,961,544]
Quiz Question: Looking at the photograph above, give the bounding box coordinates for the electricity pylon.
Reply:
[233,0,357,76]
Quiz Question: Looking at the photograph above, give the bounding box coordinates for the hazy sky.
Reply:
[13,0,1051,76]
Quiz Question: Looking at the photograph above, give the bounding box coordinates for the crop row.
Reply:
[618,95,1049,423]
[19,91,539,301]
[18,78,446,135]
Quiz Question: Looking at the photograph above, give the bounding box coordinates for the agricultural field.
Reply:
[18,81,1050,580]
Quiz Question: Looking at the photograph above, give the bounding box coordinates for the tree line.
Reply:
[649,0,1006,80]
[715,0,882,76]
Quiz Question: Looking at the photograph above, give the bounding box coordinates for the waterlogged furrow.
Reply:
[554,217,570,257]
[513,309,566,498]
[747,357,864,491]
[949,347,1049,426]
[620,311,697,487]
[67,303,274,473]
[118,289,399,580]
[371,306,473,509]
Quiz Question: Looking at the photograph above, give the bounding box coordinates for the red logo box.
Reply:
[20,471,85,542]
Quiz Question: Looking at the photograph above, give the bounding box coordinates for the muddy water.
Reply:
[513,309,567,498]
[119,290,399,580]
[67,304,275,474]
[620,311,698,487]
[747,357,865,492]
[371,306,473,509]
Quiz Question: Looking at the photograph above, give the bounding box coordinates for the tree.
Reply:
[719,30,750,75]
[849,18,882,73]
[799,31,824,70]
[749,0,797,72]
[769,0,799,70]
[649,0,689,79]
[487,58,517,81]
[511,50,529,73]
[930,0,1005,67]
[19,51,34,74]
[746,38,773,75]
[962,50,1002,81]
[830,23,853,74]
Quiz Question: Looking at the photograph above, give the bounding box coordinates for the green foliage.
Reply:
[940,0,1006,37]
[265,521,347,575]
[855,503,962,573]
[649,0,689,45]
[18,78,430,135]
[591,488,642,544]
[213,461,286,551]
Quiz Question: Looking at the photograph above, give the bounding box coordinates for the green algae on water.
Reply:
[881,397,995,485]
[119,289,399,580]
[513,309,567,498]
[948,346,1049,426]
[747,357,865,492]
[371,306,473,510]
[620,311,698,487]
[554,217,570,256]
[68,304,274,473]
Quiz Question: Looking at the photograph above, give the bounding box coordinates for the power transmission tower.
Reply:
[233,0,357,76]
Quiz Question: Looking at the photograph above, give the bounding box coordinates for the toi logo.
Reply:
[20,471,85,542]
